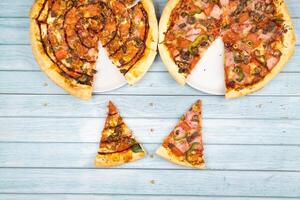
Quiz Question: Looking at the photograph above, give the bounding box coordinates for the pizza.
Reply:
[156,100,205,168]
[30,0,158,100]
[95,101,146,167]
[159,0,296,98]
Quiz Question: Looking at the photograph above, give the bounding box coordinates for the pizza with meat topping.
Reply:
[30,0,158,100]
[156,100,205,168]
[95,101,146,167]
[159,0,295,98]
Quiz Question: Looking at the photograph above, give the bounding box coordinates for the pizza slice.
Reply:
[156,100,205,169]
[95,101,146,167]
[159,0,222,85]
[30,0,158,100]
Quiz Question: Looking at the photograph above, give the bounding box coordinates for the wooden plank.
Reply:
[0,0,32,17]
[0,194,294,200]
[0,45,300,72]
[1,168,300,197]
[1,17,300,45]
[0,71,299,96]
[0,95,299,119]
[0,0,299,18]
[0,118,299,145]
[1,143,300,170]
[0,18,28,45]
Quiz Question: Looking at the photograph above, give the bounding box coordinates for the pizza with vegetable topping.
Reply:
[156,100,205,168]
[95,101,146,167]
[159,0,295,98]
[30,0,158,100]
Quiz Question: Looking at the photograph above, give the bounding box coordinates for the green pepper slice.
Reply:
[186,142,203,164]
[187,10,203,16]
[233,66,245,82]
[131,144,143,153]
[188,34,208,55]
[272,16,284,24]
[173,132,187,141]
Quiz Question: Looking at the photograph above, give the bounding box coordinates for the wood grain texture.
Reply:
[0,95,299,119]
[1,143,300,170]
[0,0,299,199]
[0,118,298,144]
[0,194,295,200]
[1,169,300,197]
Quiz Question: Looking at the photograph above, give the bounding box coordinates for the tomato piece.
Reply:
[239,12,249,23]
[223,31,239,44]
[55,48,68,60]
[177,37,191,48]
[241,64,250,75]
[246,33,261,48]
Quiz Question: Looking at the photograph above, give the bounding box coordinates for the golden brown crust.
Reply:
[95,148,146,167]
[226,1,296,99]
[29,0,45,19]
[142,0,158,51]
[125,47,157,85]
[158,0,186,85]
[29,1,92,100]
[156,146,205,169]
[125,0,158,85]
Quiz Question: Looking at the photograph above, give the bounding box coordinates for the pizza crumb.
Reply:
[43,103,48,107]
[149,103,154,107]
[150,180,155,184]
[43,82,48,87]
[150,154,154,158]
[150,128,154,132]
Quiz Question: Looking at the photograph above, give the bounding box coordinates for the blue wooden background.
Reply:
[0,0,300,199]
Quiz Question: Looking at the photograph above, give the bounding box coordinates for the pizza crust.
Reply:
[95,147,146,167]
[125,47,157,85]
[29,1,93,100]
[125,0,158,85]
[156,146,205,169]
[142,0,158,51]
[29,0,44,19]
[225,0,296,99]
[158,0,186,85]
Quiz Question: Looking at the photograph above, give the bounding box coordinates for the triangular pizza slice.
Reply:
[95,101,146,167]
[156,100,205,168]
